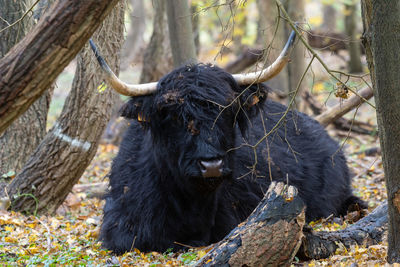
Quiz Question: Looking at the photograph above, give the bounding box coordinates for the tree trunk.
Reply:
[0,0,120,135]
[232,2,248,55]
[196,182,305,267]
[140,0,173,83]
[361,0,400,263]
[191,1,200,56]
[165,0,197,67]
[120,0,146,70]
[103,0,173,145]
[0,0,52,175]
[321,4,336,32]
[284,0,307,110]
[256,0,290,94]
[256,0,307,110]
[345,2,363,73]
[1,2,125,215]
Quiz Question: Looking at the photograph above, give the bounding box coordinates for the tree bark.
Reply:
[0,0,52,175]
[361,1,400,263]
[165,0,197,67]
[1,1,125,215]
[0,0,120,135]
[345,2,363,73]
[196,182,305,267]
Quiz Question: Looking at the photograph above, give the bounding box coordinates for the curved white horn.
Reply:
[232,30,296,85]
[90,40,158,96]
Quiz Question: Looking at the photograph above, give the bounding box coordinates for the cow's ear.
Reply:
[236,83,269,135]
[120,96,154,122]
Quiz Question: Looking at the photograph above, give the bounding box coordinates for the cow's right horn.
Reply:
[89,40,158,96]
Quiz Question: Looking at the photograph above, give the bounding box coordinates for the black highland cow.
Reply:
[89,35,365,254]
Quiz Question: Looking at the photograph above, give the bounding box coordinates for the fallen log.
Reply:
[303,88,376,134]
[306,30,366,54]
[298,202,387,260]
[72,182,108,198]
[196,182,305,267]
[315,87,374,127]
[224,48,264,74]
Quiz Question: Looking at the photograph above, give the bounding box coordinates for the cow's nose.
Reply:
[199,159,223,178]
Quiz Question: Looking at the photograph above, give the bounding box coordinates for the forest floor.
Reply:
[0,132,387,266]
[0,51,389,266]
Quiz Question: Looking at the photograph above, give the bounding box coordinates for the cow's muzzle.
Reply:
[199,159,223,178]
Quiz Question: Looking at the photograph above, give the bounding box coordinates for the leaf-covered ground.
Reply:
[0,144,210,266]
[0,129,389,266]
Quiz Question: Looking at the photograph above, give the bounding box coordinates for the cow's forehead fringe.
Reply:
[155,63,239,109]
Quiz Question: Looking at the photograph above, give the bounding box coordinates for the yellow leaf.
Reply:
[97,82,107,93]
[27,246,40,254]
[308,16,323,27]
[29,234,39,242]
[313,82,325,93]
[5,236,17,243]
[197,250,207,258]
[369,165,375,172]
[26,223,36,229]
[4,226,13,231]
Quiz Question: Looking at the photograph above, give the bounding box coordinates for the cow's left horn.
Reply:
[89,39,158,96]
[232,30,296,85]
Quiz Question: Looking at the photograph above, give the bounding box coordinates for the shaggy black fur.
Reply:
[100,64,365,254]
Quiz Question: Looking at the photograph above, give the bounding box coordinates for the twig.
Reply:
[38,219,52,253]
[253,56,315,148]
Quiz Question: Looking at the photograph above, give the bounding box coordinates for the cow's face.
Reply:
[121,64,268,192]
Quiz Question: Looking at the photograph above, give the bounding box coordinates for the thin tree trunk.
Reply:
[256,0,290,94]
[361,0,400,263]
[232,2,247,55]
[285,0,307,110]
[165,0,197,67]
[120,0,146,70]
[345,2,363,73]
[0,0,52,175]
[103,0,173,145]
[321,4,336,32]
[0,0,120,135]
[140,0,173,83]
[1,2,125,215]
[191,1,200,56]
